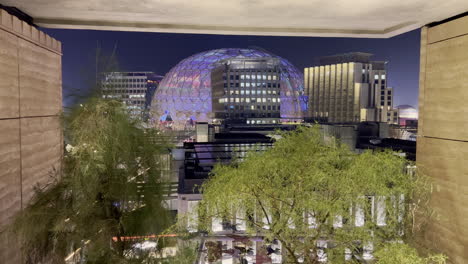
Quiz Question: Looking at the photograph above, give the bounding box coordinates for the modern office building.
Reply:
[211,57,282,125]
[152,48,306,129]
[101,72,163,119]
[304,52,399,124]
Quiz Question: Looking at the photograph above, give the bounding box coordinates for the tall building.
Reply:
[211,57,282,125]
[101,72,163,119]
[152,48,306,129]
[304,52,398,124]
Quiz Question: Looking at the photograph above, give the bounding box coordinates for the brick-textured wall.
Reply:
[417,15,468,264]
[0,8,62,263]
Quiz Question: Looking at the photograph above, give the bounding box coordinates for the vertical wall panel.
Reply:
[19,39,62,117]
[0,30,19,119]
[0,8,62,264]
[417,15,468,264]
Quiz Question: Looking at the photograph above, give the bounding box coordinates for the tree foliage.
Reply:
[14,98,172,263]
[198,126,435,263]
[374,243,447,264]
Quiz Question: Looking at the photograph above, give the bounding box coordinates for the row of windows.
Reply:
[104,84,147,88]
[380,90,392,95]
[373,74,386,80]
[380,99,392,106]
[129,94,145,98]
[226,112,280,119]
[223,74,278,81]
[128,100,145,105]
[247,119,278,124]
[227,90,280,95]
[219,97,281,103]
[104,89,146,94]
[105,78,147,83]
[223,82,280,88]
[227,105,280,111]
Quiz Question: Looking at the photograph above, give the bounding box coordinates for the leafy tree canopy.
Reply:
[14,98,172,263]
[198,126,437,263]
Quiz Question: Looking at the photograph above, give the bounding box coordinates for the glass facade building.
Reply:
[211,58,282,124]
[152,48,306,129]
[101,72,163,119]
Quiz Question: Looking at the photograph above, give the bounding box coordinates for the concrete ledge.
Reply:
[0,7,61,55]
[428,15,468,44]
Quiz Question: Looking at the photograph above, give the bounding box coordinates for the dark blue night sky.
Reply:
[41,28,421,108]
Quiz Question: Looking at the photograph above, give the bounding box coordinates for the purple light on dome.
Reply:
[152,48,306,128]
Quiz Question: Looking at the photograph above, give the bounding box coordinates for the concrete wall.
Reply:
[0,9,62,263]
[417,14,468,264]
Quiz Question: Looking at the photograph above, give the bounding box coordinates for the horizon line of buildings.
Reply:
[100,50,417,130]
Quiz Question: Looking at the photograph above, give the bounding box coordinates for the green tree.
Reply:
[198,126,438,263]
[14,97,172,263]
[374,243,447,264]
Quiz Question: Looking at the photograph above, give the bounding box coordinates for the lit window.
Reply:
[241,90,244,95]
[381,74,386,80]
[257,75,261,79]
[235,98,240,103]
[278,98,281,102]
[267,75,271,80]
[246,75,250,79]
[241,98,245,102]
[262,90,266,95]
[235,90,239,95]
[240,75,245,79]
[246,83,250,87]
[252,75,256,79]
[263,75,267,80]
[251,105,255,110]
[374,74,379,79]
[240,83,245,87]
[257,97,262,102]
[267,90,271,94]
[246,98,250,103]
[246,90,250,95]
[262,98,266,103]
[272,98,277,103]
[230,98,234,102]
[273,76,277,80]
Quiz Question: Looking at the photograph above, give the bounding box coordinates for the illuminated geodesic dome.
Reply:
[396,105,418,119]
[152,48,306,128]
